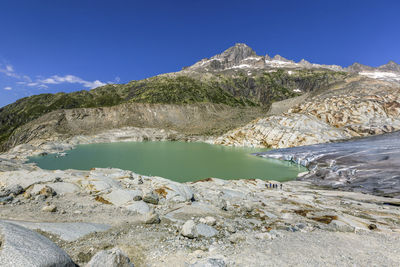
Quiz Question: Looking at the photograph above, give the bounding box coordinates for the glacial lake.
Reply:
[28,141,307,183]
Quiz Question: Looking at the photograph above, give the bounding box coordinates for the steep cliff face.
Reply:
[215,78,400,148]
[2,103,263,150]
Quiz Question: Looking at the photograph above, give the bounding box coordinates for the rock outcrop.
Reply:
[86,247,133,267]
[215,78,400,148]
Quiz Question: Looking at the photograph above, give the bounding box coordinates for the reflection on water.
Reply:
[28,141,307,183]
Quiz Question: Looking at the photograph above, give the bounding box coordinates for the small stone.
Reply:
[35,195,47,202]
[23,191,31,199]
[181,220,197,239]
[39,186,57,197]
[227,225,236,233]
[244,202,254,213]
[196,223,218,238]
[42,204,57,212]
[229,233,245,244]
[328,220,355,232]
[368,224,377,230]
[142,190,159,205]
[254,232,272,240]
[0,195,13,203]
[53,177,63,183]
[143,212,160,224]
[86,247,134,267]
[296,223,307,230]
[74,210,82,215]
[199,216,216,226]
[190,258,226,267]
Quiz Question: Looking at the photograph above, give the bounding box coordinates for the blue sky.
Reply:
[1,0,399,107]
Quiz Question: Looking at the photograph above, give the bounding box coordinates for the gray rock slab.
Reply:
[257,131,400,198]
[196,223,218,238]
[104,189,141,206]
[3,220,110,242]
[46,182,80,195]
[189,258,226,267]
[0,221,76,266]
[164,202,223,222]
[86,247,134,267]
[125,200,150,214]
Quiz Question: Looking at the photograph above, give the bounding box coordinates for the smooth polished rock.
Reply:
[3,220,111,242]
[125,201,150,215]
[104,189,141,206]
[196,223,218,238]
[0,221,76,266]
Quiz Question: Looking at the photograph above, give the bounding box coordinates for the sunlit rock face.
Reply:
[216,78,400,148]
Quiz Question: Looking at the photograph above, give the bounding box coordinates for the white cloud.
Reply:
[1,62,107,90]
[38,74,106,89]
[4,86,12,90]
[0,63,32,81]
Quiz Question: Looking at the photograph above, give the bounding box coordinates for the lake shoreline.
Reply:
[0,127,399,266]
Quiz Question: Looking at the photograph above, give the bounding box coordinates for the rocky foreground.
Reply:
[0,133,400,266]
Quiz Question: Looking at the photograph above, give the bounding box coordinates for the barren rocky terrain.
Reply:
[0,128,399,266]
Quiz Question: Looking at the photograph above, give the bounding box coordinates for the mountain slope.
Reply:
[1,43,399,151]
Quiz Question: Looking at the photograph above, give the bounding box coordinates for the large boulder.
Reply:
[0,221,76,266]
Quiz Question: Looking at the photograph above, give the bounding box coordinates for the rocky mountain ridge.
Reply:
[185,43,400,85]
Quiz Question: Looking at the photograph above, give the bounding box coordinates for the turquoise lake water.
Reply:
[28,141,306,183]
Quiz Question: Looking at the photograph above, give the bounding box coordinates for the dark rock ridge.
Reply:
[378,61,400,72]
[346,62,375,73]
[256,131,400,198]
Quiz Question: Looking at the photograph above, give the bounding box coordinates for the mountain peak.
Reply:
[212,43,257,64]
[299,59,312,66]
[346,62,374,73]
[272,55,293,62]
[378,60,400,72]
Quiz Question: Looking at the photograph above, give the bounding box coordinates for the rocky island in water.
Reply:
[1,43,400,266]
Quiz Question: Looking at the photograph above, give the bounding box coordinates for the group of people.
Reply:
[266,183,282,189]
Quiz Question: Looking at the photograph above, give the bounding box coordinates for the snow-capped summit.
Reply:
[183,43,400,83]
